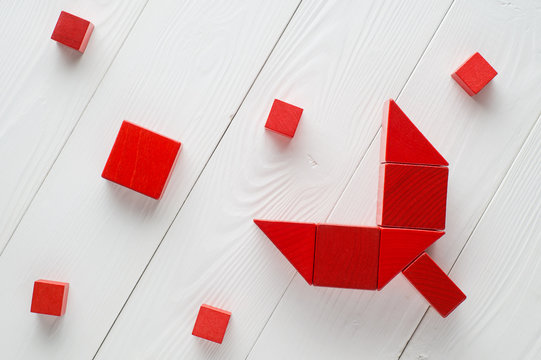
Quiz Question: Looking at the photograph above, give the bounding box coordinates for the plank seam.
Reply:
[0,0,153,257]
[397,110,541,359]
[90,1,305,358]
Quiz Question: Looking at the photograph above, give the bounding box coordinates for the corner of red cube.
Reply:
[102,121,182,199]
[451,52,497,96]
[192,304,231,344]
[264,99,303,138]
[51,11,94,53]
[30,279,69,316]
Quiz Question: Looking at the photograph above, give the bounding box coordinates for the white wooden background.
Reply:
[0,0,539,359]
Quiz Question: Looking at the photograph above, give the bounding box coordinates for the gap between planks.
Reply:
[397,109,541,360]
[91,1,304,358]
[244,1,457,358]
[0,0,153,257]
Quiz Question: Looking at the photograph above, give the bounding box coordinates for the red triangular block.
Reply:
[254,219,316,284]
[377,227,444,290]
[380,100,448,166]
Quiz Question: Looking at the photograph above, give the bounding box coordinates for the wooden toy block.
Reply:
[377,163,448,230]
[254,219,316,285]
[452,52,497,96]
[377,227,444,290]
[30,279,69,316]
[51,11,94,53]
[381,100,448,166]
[264,99,303,138]
[102,121,181,199]
[313,225,379,289]
[402,252,466,317]
[192,304,231,344]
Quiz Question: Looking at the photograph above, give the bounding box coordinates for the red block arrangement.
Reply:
[377,163,448,230]
[253,220,316,284]
[264,99,303,138]
[377,227,444,290]
[380,100,448,166]
[102,121,181,199]
[452,52,497,96]
[51,11,94,53]
[192,304,231,344]
[402,253,466,317]
[30,280,69,316]
[313,225,379,289]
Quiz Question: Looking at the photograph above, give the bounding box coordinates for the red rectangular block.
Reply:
[452,52,497,96]
[402,253,466,317]
[192,304,231,344]
[313,225,379,289]
[102,121,181,199]
[377,163,448,230]
[51,11,94,53]
[30,279,69,316]
[264,99,303,138]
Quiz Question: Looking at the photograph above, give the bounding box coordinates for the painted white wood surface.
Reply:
[0,0,299,358]
[0,0,148,252]
[400,116,541,359]
[247,0,541,358]
[93,1,455,358]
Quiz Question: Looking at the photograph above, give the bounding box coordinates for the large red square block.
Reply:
[102,121,181,199]
[192,304,231,344]
[313,225,379,289]
[451,52,497,96]
[264,99,303,138]
[51,11,94,53]
[377,163,448,230]
[30,279,69,316]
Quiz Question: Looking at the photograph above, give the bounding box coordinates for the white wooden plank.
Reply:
[92,1,454,358]
[401,115,541,359]
[0,0,299,358]
[0,0,148,251]
[246,0,541,359]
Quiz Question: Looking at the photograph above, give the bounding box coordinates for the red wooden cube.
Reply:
[192,304,231,344]
[264,99,303,138]
[30,280,69,316]
[313,225,380,289]
[51,11,94,53]
[377,163,448,230]
[102,121,182,199]
[451,52,497,96]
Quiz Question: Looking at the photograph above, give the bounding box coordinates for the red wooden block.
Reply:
[254,219,316,285]
[51,11,94,53]
[102,121,181,199]
[313,225,379,289]
[377,163,448,230]
[402,252,466,317]
[30,279,69,316]
[192,304,231,344]
[377,227,444,290]
[380,100,448,166]
[264,99,303,138]
[452,52,497,96]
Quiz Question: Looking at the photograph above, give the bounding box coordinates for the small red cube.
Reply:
[102,121,182,199]
[451,52,497,96]
[30,280,69,316]
[264,99,303,138]
[192,304,231,344]
[51,11,94,53]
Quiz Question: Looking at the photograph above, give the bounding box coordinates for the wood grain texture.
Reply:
[377,163,449,230]
[0,0,148,252]
[247,0,541,358]
[92,1,456,358]
[0,0,300,358]
[401,115,541,359]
